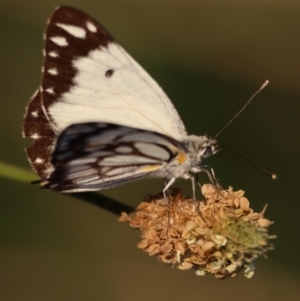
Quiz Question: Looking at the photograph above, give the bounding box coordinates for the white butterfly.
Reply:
[23,6,219,199]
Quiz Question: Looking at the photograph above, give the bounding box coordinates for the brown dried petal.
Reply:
[147,244,160,256]
[137,239,149,250]
[202,241,215,252]
[178,262,193,270]
[240,197,250,210]
[160,241,173,254]
[118,212,131,222]
[257,218,273,227]
[144,229,160,241]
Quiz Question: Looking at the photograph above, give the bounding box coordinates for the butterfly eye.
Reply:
[201,146,214,158]
[200,143,218,158]
[182,141,189,148]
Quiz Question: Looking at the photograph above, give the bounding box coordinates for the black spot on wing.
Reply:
[105,69,114,77]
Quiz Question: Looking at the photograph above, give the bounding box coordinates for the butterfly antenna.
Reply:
[220,144,277,180]
[214,80,269,138]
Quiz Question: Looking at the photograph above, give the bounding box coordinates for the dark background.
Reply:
[1,0,299,300]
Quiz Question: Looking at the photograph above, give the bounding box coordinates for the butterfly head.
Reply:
[183,135,219,162]
[198,136,219,159]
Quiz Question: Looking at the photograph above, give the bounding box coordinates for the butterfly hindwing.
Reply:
[45,122,187,192]
[23,90,56,178]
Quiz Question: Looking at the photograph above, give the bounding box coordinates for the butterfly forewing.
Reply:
[43,7,186,137]
[46,123,186,192]
[23,6,187,180]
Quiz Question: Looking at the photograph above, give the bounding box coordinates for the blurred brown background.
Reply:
[0,0,299,300]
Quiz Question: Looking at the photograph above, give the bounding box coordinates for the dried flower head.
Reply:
[119,184,275,279]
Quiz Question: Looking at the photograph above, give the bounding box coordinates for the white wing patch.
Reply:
[48,42,187,139]
[115,146,133,153]
[49,51,59,58]
[56,23,86,39]
[101,155,159,165]
[30,133,41,140]
[35,157,44,164]
[135,142,170,160]
[31,111,38,117]
[48,68,58,75]
[50,36,68,47]
[45,87,55,94]
[86,21,97,33]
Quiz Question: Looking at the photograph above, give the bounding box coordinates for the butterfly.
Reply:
[22,6,219,199]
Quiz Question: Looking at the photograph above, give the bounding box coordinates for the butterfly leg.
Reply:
[203,165,217,184]
[163,177,176,203]
[194,165,220,186]
[195,173,202,191]
[183,173,196,201]
[163,177,176,237]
